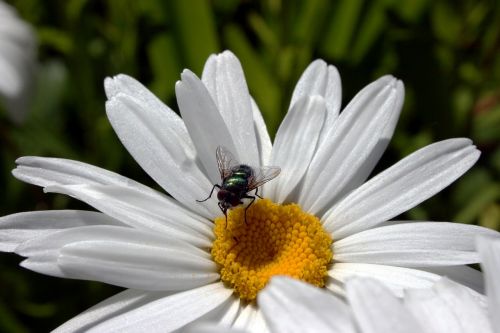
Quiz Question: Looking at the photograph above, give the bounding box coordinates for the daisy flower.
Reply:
[0,1,36,123]
[0,50,497,332]
[243,235,500,333]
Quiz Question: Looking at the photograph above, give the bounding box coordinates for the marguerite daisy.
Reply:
[0,50,496,332]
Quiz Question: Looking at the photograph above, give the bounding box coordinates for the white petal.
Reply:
[268,95,326,203]
[53,289,172,333]
[176,69,238,183]
[184,324,247,333]
[325,138,480,239]
[183,296,241,330]
[258,276,355,333]
[13,157,208,232]
[477,236,500,332]
[421,265,484,294]
[88,283,233,333]
[201,51,259,165]
[12,157,203,224]
[44,184,212,247]
[324,277,346,297]
[59,240,218,291]
[0,210,121,252]
[346,277,424,333]
[404,278,492,333]
[232,304,269,333]
[16,224,209,259]
[105,74,175,114]
[300,76,403,215]
[334,222,497,267]
[17,225,211,280]
[106,92,218,218]
[251,98,272,166]
[13,156,157,197]
[329,263,441,297]
[290,59,342,117]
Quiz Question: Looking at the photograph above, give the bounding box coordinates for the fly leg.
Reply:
[242,195,256,225]
[219,202,228,228]
[196,184,221,202]
[254,187,263,199]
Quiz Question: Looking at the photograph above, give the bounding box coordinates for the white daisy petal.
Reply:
[13,156,157,197]
[53,289,172,333]
[251,98,272,166]
[325,138,480,239]
[184,324,247,333]
[300,76,403,215]
[16,225,215,290]
[16,224,210,262]
[201,51,259,165]
[0,210,121,252]
[404,278,492,333]
[346,277,424,333]
[106,92,218,218]
[334,222,498,267]
[44,184,212,247]
[421,265,484,294]
[88,283,233,333]
[269,95,326,202]
[231,304,255,331]
[258,276,355,333]
[13,157,213,235]
[183,296,241,330]
[105,74,178,116]
[290,59,342,118]
[19,257,63,278]
[324,277,346,297]
[232,304,269,333]
[477,236,500,331]
[176,69,238,183]
[216,297,242,328]
[59,240,218,291]
[328,263,441,297]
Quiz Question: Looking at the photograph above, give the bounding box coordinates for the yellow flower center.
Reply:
[211,199,332,301]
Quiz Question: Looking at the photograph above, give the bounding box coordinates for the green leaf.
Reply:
[292,0,329,45]
[454,183,499,224]
[351,0,386,64]
[473,104,500,143]
[148,33,181,100]
[321,0,364,59]
[167,0,220,73]
[0,301,28,333]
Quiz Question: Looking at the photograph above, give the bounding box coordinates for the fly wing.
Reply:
[248,166,281,190]
[216,146,240,180]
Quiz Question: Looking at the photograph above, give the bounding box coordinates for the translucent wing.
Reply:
[248,166,281,190]
[216,146,240,180]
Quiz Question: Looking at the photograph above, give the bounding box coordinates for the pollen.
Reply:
[211,199,332,301]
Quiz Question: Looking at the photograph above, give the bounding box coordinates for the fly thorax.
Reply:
[224,177,248,190]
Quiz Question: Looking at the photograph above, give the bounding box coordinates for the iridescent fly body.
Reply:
[197,146,281,225]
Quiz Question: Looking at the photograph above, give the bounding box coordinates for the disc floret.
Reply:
[212,199,332,301]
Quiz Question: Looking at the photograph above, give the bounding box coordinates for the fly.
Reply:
[197,146,281,225]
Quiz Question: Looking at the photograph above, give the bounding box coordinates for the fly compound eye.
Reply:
[217,190,228,201]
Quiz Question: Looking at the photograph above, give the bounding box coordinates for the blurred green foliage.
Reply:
[0,0,499,331]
